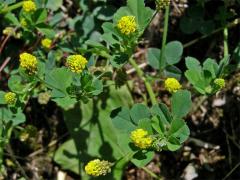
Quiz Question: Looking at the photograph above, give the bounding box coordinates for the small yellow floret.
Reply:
[130,128,153,149]
[2,27,15,36]
[20,18,27,27]
[19,52,38,74]
[41,38,52,49]
[4,92,17,105]
[156,0,170,10]
[66,55,88,73]
[85,159,112,176]
[117,16,137,35]
[214,78,225,89]
[23,1,37,12]
[164,78,182,93]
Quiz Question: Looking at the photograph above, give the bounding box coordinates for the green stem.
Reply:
[223,27,229,57]
[129,58,157,105]
[159,6,170,71]
[0,147,2,173]
[6,144,29,179]
[0,120,13,173]
[0,2,23,14]
[183,18,240,49]
[0,123,3,172]
[142,166,162,180]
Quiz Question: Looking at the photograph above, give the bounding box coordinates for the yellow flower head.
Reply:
[66,55,88,73]
[85,159,112,177]
[214,78,225,89]
[41,38,52,49]
[117,16,137,35]
[23,1,37,12]
[4,92,17,105]
[2,27,15,36]
[20,18,27,27]
[130,128,153,149]
[156,0,170,10]
[38,92,51,105]
[164,78,182,93]
[19,52,38,74]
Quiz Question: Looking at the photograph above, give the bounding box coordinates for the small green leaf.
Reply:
[111,107,136,133]
[217,55,230,77]
[151,103,171,124]
[46,0,63,11]
[102,22,120,36]
[184,70,206,94]
[137,118,152,134]
[0,108,12,123]
[45,67,72,97]
[36,23,55,38]
[4,12,20,26]
[203,58,218,78]
[131,151,154,167]
[168,118,190,143]
[167,136,181,151]
[81,15,95,38]
[165,66,182,80]
[91,78,103,96]
[53,96,77,111]
[130,103,151,125]
[8,75,26,94]
[185,56,201,70]
[113,0,154,34]
[33,9,48,24]
[146,48,163,70]
[110,53,128,68]
[0,91,6,105]
[85,40,109,52]
[12,109,26,126]
[185,57,208,94]
[151,116,165,136]
[171,90,192,118]
[102,33,119,46]
[94,6,116,21]
[54,139,79,174]
[45,51,56,72]
[165,41,183,65]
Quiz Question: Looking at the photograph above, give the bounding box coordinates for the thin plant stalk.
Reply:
[0,128,3,172]
[223,27,229,57]
[129,58,157,105]
[159,6,170,71]
[0,2,23,14]
[142,166,163,180]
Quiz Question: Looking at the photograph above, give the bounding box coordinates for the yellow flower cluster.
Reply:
[214,78,225,89]
[117,16,137,35]
[156,0,170,10]
[4,92,17,105]
[2,27,15,36]
[22,0,37,12]
[38,92,51,105]
[130,128,153,149]
[20,18,27,27]
[164,78,182,93]
[41,38,52,49]
[66,55,88,73]
[85,159,112,176]
[19,52,38,74]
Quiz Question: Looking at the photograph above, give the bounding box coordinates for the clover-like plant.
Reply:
[185,56,229,95]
